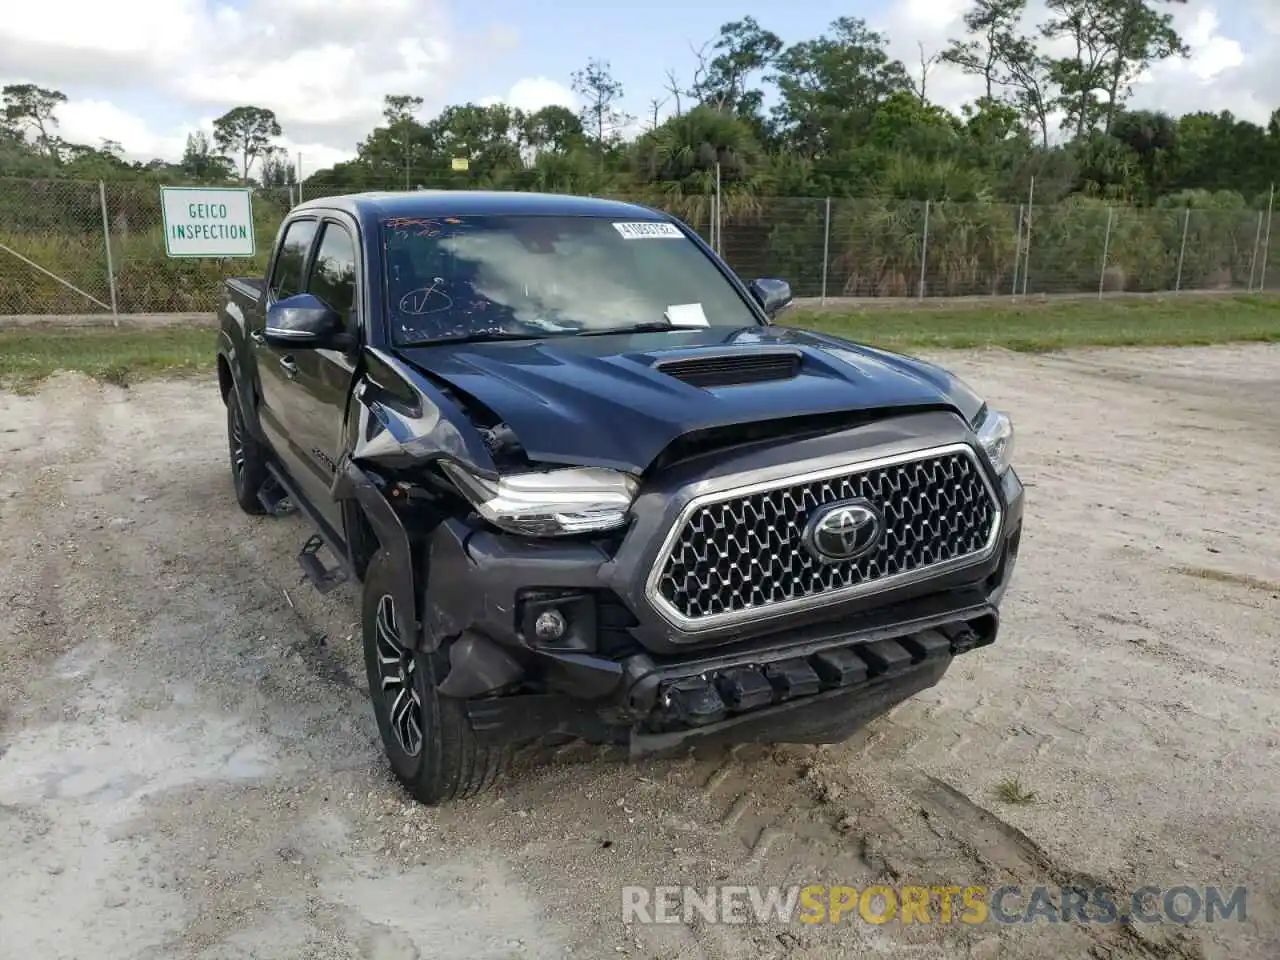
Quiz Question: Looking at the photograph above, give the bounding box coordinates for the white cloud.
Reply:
[1178,9,1245,78]
[55,100,189,159]
[1134,4,1276,124]
[479,77,577,113]
[0,0,468,164]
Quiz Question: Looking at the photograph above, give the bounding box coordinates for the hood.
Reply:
[397,324,983,474]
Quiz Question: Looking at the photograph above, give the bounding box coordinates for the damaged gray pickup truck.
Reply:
[215,189,1024,805]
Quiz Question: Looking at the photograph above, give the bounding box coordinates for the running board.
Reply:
[298,533,348,593]
[257,474,297,516]
[263,462,352,594]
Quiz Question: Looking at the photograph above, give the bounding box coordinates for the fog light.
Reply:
[534,608,567,642]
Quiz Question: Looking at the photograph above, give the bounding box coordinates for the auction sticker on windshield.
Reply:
[160,186,255,258]
[612,221,683,239]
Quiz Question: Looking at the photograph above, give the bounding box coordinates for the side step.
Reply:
[257,475,297,517]
[298,533,348,593]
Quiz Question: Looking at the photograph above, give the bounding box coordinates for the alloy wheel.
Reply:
[373,594,423,757]
[230,404,246,486]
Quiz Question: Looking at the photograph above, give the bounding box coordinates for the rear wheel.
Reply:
[360,550,507,805]
[227,390,268,515]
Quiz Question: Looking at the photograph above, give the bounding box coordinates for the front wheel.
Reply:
[226,389,268,515]
[360,550,507,805]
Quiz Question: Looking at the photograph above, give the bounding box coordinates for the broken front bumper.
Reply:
[420,411,1024,753]
[461,575,1010,756]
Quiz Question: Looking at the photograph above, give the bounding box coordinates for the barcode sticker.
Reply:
[612,221,683,239]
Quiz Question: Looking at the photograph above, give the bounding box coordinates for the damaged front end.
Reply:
[333,346,643,661]
[334,346,1024,757]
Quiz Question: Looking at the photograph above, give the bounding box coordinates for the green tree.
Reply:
[770,17,912,157]
[1109,109,1177,200]
[571,58,631,164]
[212,105,283,181]
[867,90,961,156]
[181,131,236,181]
[690,17,783,127]
[522,105,585,155]
[427,103,525,182]
[2,83,68,159]
[382,94,425,188]
[1043,0,1188,138]
[942,0,1054,147]
[260,146,296,188]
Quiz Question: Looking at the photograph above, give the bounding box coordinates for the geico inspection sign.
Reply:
[160,186,256,257]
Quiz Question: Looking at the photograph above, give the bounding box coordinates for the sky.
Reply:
[0,0,1275,175]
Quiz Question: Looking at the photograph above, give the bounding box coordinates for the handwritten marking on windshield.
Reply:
[384,217,469,240]
[399,279,454,315]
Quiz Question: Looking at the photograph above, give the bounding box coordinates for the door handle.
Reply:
[250,330,265,345]
[279,356,298,379]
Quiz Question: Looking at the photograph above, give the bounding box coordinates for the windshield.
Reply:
[380,214,760,344]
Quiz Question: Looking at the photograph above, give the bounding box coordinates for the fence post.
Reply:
[712,162,722,256]
[1174,208,1190,294]
[1248,210,1264,292]
[1260,183,1275,292]
[98,180,119,323]
[297,152,304,201]
[1098,207,1113,299]
[918,200,930,300]
[1022,176,1035,297]
[821,196,831,305]
[708,192,716,253]
[1012,203,1024,298]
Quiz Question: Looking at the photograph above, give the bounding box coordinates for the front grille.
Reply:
[649,445,1001,629]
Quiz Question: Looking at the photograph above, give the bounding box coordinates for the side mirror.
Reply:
[265,293,349,349]
[748,278,793,319]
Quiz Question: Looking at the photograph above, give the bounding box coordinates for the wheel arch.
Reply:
[336,459,427,651]
[217,353,234,403]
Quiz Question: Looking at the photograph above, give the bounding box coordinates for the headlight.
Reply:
[974,407,1014,476]
[438,461,638,536]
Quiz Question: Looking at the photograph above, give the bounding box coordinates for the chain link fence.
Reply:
[0,175,1276,315]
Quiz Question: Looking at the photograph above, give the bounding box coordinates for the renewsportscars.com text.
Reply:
[621,884,1247,926]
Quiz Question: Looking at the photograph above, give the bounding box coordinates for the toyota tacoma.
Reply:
[215,190,1023,805]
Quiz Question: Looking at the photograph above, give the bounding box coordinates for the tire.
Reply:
[227,389,268,515]
[361,550,507,805]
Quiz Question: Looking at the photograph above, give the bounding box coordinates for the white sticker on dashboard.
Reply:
[665,303,709,327]
[612,221,683,239]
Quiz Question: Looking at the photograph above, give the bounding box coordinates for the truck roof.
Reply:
[290,189,670,224]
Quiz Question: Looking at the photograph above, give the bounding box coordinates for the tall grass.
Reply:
[0,177,1276,313]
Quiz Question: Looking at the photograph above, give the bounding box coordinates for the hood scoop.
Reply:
[652,348,802,388]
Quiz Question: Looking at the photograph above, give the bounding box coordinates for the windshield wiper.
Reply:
[576,322,675,337]
[398,330,551,347]
[401,321,685,346]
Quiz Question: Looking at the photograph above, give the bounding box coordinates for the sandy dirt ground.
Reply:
[1,344,1278,960]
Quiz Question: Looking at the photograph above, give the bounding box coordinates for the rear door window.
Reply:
[306,223,358,329]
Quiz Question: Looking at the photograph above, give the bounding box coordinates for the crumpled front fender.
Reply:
[329,347,501,650]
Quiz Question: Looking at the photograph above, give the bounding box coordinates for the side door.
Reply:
[277,217,361,534]
[252,216,319,481]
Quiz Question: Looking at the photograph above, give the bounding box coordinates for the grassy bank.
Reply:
[2,294,1278,389]
[0,326,214,389]
[792,293,1280,350]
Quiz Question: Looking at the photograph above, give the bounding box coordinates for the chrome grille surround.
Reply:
[644,442,1003,633]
